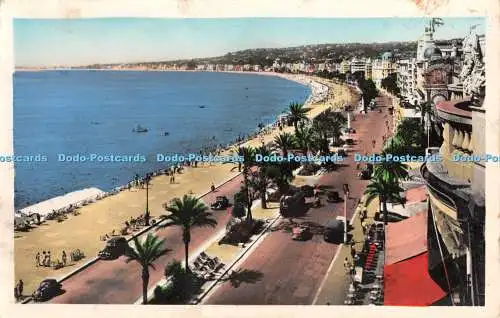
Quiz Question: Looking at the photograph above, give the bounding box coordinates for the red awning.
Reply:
[385,211,427,265]
[404,185,428,204]
[384,252,446,306]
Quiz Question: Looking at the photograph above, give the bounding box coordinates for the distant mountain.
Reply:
[80,41,423,69]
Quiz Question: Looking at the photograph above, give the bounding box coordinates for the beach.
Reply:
[14,72,357,295]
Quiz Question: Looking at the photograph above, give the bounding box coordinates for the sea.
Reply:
[13,70,310,209]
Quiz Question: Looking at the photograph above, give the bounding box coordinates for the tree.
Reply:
[395,118,422,149]
[126,233,169,304]
[415,101,433,147]
[274,132,296,158]
[358,78,378,112]
[238,146,256,221]
[364,176,405,225]
[160,195,217,272]
[294,126,314,155]
[250,146,274,209]
[232,190,247,219]
[267,162,295,194]
[373,150,409,183]
[288,102,309,132]
[381,73,400,96]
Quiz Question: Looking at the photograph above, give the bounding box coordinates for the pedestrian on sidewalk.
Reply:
[62,250,67,266]
[343,257,350,273]
[35,252,40,267]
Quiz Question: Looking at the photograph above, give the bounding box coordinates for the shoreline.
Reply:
[15,71,329,214]
[14,73,357,294]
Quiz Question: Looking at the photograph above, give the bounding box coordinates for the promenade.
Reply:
[15,75,356,299]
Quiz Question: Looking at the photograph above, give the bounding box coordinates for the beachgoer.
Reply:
[18,280,24,298]
[47,251,51,267]
[35,252,40,267]
[211,183,216,192]
[42,251,47,266]
[62,251,67,266]
[343,257,350,273]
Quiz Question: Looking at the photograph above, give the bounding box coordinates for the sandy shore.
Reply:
[14,73,357,295]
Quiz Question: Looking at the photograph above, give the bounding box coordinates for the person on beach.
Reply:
[62,251,67,266]
[211,183,216,192]
[35,252,40,267]
[47,251,51,267]
[41,251,46,266]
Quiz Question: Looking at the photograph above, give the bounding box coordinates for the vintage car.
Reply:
[98,236,131,260]
[211,196,230,210]
[323,219,345,243]
[279,192,306,217]
[300,185,315,197]
[291,226,313,241]
[326,190,341,203]
[32,279,62,302]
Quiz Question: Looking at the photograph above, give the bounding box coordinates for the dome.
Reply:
[424,46,443,60]
[381,52,393,60]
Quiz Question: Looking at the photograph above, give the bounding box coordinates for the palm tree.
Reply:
[373,151,409,183]
[364,176,405,225]
[126,233,169,304]
[288,102,308,132]
[274,132,296,158]
[294,126,314,155]
[415,101,433,147]
[251,146,274,209]
[239,146,256,221]
[160,195,217,272]
[383,135,406,155]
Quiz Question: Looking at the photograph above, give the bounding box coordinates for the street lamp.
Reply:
[343,183,350,244]
[144,174,151,226]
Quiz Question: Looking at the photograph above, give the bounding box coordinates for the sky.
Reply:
[14,17,485,67]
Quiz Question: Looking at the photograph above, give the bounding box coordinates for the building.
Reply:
[397,58,418,104]
[419,24,485,306]
[372,52,397,87]
[339,60,351,74]
[364,58,372,80]
[350,57,366,75]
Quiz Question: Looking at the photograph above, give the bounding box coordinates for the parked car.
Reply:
[300,185,315,197]
[326,190,341,203]
[98,236,130,260]
[292,226,313,241]
[32,279,62,302]
[323,219,345,243]
[211,196,230,210]
[337,148,347,157]
[279,192,306,217]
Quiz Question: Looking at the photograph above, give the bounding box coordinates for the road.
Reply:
[47,173,244,304]
[203,97,392,305]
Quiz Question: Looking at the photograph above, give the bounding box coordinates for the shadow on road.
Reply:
[222,268,264,288]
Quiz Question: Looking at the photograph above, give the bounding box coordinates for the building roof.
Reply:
[385,210,428,265]
[384,252,447,306]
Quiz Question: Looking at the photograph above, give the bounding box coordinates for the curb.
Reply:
[23,169,243,304]
[195,211,282,304]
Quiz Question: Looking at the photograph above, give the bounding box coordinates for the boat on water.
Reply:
[132,124,148,133]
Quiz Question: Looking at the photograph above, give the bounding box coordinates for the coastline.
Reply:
[16,71,327,213]
[14,72,357,294]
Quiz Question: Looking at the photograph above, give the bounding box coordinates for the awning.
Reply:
[385,211,427,265]
[384,252,447,306]
[405,185,428,204]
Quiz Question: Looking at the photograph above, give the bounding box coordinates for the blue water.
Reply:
[13,71,310,209]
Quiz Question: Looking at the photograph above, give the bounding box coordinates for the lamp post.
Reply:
[144,174,151,226]
[343,183,350,244]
